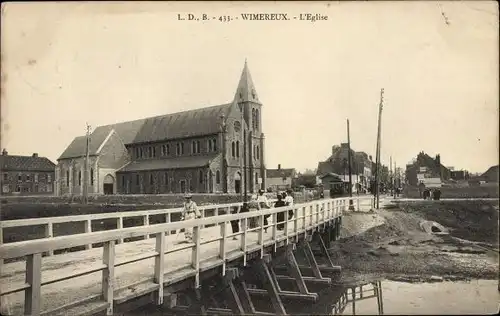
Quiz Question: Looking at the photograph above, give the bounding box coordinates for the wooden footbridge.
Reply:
[0,196,374,316]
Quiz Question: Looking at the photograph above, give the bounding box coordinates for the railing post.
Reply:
[309,205,313,229]
[356,197,360,211]
[192,226,201,288]
[241,217,248,266]
[165,213,171,236]
[219,221,227,275]
[284,207,289,245]
[102,240,115,316]
[258,214,264,258]
[117,217,124,244]
[85,219,92,250]
[45,222,54,256]
[201,207,206,229]
[302,206,306,231]
[154,232,165,305]
[24,253,42,316]
[294,207,299,243]
[315,204,320,231]
[143,215,150,239]
[272,211,277,252]
[214,207,219,217]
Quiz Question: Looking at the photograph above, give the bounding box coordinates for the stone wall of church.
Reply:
[56,157,99,196]
[116,167,216,194]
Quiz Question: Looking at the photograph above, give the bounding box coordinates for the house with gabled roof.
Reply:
[56,61,266,195]
[266,164,296,191]
[1,149,56,195]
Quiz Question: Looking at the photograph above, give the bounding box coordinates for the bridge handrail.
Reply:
[0,195,374,316]
[0,196,371,260]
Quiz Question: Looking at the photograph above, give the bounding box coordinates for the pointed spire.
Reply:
[234,59,261,104]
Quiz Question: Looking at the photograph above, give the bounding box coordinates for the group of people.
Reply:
[179,189,296,243]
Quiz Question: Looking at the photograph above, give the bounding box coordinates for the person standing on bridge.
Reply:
[181,193,201,242]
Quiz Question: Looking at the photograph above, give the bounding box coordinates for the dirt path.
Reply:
[328,200,499,283]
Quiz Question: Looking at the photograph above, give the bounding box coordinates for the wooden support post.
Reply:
[315,232,336,268]
[45,222,54,256]
[302,242,323,279]
[294,207,299,243]
[378,281,384,314]
[102,240,115,315]
[285,244,309,294]
[154,232,165,305]
[117,217,124,244]
[234,280,256,314]
[254,259,286,315]
[220,221,227,275]
[143,215,150,239]
[85,219,92,250]
[24,253,42,316]
[192,226,201,288]
[222,279,245,315]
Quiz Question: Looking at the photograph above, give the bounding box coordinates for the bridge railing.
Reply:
[0,199,280,256]
[0,196,373,316]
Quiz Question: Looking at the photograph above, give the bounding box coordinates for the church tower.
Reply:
[234,60,266,192]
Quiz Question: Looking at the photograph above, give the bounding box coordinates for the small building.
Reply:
[405,152,451,186]
[319,172,343,189]
[266,164,296,191]
[0,149,56,195]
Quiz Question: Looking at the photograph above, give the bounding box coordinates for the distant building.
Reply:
[450,170,469,181]
[316,143,373,190]
[0,149,56,195]
[266,164,296,191]
[56,61,266,195]
[319,172,344,190]
[405,152,451,186]
[481,165,499,183]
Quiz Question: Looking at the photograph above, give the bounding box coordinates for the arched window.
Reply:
[164,172,168,186]
[213,139,217,151]
[216,170,221,184]
[192,141,196,154]
[180,143,184,155]
[236,141,240,157]
[231,142,235,157]
[255,109,260,130]
[255,172,258,184]
[66,170,69,186]
[149,174,154,185]
[256,145,260,159]
[136,174,140,185]
[78,171,82,186]
[90,168,94,185]
[197,141,201,153]
[199,170,203,184]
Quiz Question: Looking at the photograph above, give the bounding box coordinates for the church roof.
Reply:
[234,60,261,104]
[132,104,231,144]
[58,119,146,160]
[118,153,220,172]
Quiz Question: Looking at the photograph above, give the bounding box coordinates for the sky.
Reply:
[1,1,498,174]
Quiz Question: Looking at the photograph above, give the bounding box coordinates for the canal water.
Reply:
[337,279,499,315]
[127,279,499,315]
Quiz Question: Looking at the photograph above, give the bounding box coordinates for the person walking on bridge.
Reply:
[181,193,201,243]
[284,189,294,220]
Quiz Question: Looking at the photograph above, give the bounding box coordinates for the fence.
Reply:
[0,196,373,316]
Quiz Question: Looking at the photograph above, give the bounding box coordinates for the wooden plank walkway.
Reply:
[1,214,319,315]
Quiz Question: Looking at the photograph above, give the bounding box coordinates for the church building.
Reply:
[56,61,266,195]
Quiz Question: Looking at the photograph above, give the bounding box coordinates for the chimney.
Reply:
[1,149,7,156]
[32,153,39,158]
[278,164,281,170]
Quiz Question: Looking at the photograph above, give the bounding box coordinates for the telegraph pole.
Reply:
[390,156,393,196]
[394,160,397,199]
[83,123,91,205]
[374,88,384,209]
[347,119,354,210]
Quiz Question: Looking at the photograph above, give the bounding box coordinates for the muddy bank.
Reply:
[328,200,499,281]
